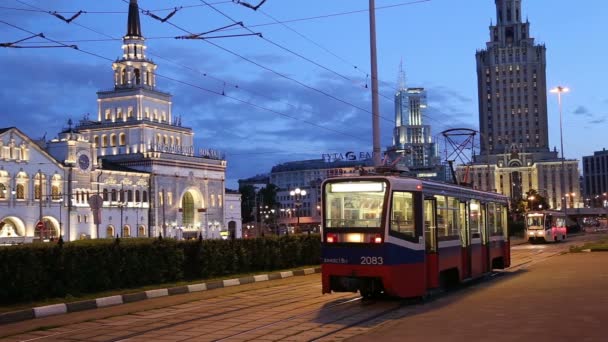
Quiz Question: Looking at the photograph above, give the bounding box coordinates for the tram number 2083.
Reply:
[360,256,384,265]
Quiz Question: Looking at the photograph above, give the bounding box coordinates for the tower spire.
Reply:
[126,0,142,38]
[112,0,158,90]
[397,58,406,90]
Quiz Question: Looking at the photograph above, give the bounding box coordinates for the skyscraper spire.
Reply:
[397,58,406,91]
[126,0,142,38]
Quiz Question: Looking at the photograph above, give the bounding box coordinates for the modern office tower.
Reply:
[385,64,443,180]
[475,0,554,159]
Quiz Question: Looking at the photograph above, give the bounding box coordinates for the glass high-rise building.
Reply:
[386,66,440,175]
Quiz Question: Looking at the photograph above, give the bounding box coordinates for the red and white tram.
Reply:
[321,175,510,298]
[525,210,567,243]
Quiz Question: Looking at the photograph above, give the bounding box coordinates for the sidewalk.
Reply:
[0,267,320,326]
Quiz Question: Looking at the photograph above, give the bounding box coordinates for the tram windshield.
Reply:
[324,181,386,228]
[526,215,544,229]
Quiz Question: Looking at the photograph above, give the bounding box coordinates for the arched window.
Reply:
[123,225,131,238]
[93,136,99,147]
[135,190,140,202]
[121,68,126,84]
[176,137,181,146]
[16,184,25,199]
[156,134,161,144]
[147,71,152,86]
[52,185,60,200]
[119,133,126,146]
[138,225,146,237]
[134,69,141,85]
[110,134,117,147]
[127,189,133,202]
[111,189,117,201]
[170,136,174,146]
[34,184,41,200]
[106,225,115,238]
[0,183,6,199]
[101,135,108,147]
[119,188,125,202]
[105,110,111,121]
[142,190,148,203]
[182,192,194,227]
[163,135,168,145]
[102,188,108,201]
[117,109,123,121]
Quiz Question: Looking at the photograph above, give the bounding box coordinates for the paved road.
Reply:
[0,234,605,341]
[348,251,608,342]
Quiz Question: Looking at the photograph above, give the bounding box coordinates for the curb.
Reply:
[0,267,321,325]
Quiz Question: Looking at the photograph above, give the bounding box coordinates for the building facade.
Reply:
[457,0,581,209]
[583,149,608,206]
[75,0,238,240]
[0,0,241,243]
[0,127,150,244]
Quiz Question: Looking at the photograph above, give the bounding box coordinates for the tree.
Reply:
[238,184,256,223]
[524,189,550,211]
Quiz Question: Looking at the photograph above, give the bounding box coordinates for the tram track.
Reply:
[5,234,605,342]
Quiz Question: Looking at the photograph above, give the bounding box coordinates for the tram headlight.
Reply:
[372,234,382,244]
[528,231,535,236]
[537,230,545,236]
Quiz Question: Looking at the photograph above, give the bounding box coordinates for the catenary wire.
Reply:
[0,20,371,146]
[9,0,388,137]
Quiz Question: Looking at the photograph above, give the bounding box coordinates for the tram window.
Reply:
[390,191,416,239]
[434,195,459,240]
[494,204,505,236]
[487,203,497,235]
[469,200,481,238]
[324,181,386,228]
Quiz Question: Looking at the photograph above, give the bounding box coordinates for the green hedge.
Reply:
[0,234,321,305]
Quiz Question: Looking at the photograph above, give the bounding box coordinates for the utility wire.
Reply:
[15,1,375,138]
[2,1,233,14]
[196,0,396,124]
[135,0,386,124]
[0,20,370,145]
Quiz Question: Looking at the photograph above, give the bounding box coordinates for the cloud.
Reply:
[572,106,593,117]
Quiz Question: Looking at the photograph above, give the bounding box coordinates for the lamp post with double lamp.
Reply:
[290,188,307,234]
[550,86,569,212]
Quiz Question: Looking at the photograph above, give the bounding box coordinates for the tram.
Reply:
[321,174,510,298]
[525,210,567,243]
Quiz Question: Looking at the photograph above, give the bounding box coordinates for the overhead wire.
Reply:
[0,19,370,147]
[9,0,379,143]
[196,0,396,124]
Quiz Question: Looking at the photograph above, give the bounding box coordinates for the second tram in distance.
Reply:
[321,174,510,298]
[525,210,567,243]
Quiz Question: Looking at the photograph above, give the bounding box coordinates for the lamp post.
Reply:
[550,86,569,211]
[290,188,307,234]
[527,195,536,212]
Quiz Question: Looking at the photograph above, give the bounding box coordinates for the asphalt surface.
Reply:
[348,251,608,342]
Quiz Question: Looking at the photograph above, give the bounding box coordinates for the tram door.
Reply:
[459,201,471,279]
[424,197,439,288]
[480,203,490,272]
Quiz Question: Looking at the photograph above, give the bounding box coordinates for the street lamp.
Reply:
[290,188,307,234]
[550,86,569,211]
[527,195,536,212]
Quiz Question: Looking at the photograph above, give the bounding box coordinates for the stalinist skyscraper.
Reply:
[457,0,580,210]
[475,0,554,158]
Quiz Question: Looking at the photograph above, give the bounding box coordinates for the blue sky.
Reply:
[1,0,607,188]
